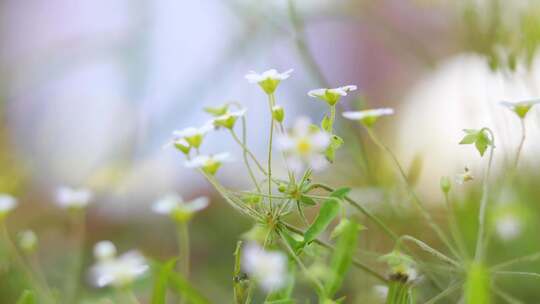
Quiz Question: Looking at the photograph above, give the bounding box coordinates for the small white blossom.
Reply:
[499,98,540,118]
[496,215,522,241]
[152,193,209,222]
[243,243,287,292]
[55,187,93,209]
[94,241,117,261]
[245,69,293,94]
[455,167,474,184]
[342,108,394,127]
[211,109,246,129]
[184,153,232,175]
[308,85,357,105]
[90,241,148,288]
[277,117,330,173]
[173,123,213,149]
[0,194,17,217]
[373,284,389,300]
[18,230,38,253]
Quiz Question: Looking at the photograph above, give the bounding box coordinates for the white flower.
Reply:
[373,285,389,300]
[277,117,330,173]
[152,193,209,222]
[173,123,213,149]
[496,215,522,241]
[90,241,148,288]
[243,243,287,292]
[0,194,17,217]
[94,241,117,261]
[184,153,232,175]
[211,109,246,129]
[455,167,474,184]
[245,69,293,94]
[18,230,38,252]
[55,187,93,209]
[308,85,357,105]
[342,108,394,127]
[499,98,540,118]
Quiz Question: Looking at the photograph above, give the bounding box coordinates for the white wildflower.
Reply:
[243,243,287,292]
[499,98,540,119]
[455,167,474,184]
[173,123,214,149]
[90,241,148,288]
[211,109,246,129]
[496,215,522,241]
[55,187,93,210]
[277,117,330,173]
[245,69,293,94]
[184,153,232,175]
[18,230,38,253]
[152,193,209,222]
[0,194,17,218]
[94,241,117,261]
[342,108,394,127]
[308,85,357,105]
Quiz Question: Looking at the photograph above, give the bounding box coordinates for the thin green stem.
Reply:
[268,93,276,212]
[230,128,267,178]
[514,118,526,169]
[491,251,540,271]
[329,105,336,132]
[65,209,86,303]
[396,235,461,268]
[307,183,398,241]
[0,222,53,303]
[365,128,461,260]
[177,221,190,276]
[474,128,495,262]
[444,192,470,260]
[278,231,326,298]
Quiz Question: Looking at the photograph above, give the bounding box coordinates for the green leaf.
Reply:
[16,290,36,304]
[150,260,211,304]
[475,131,491,157]
[459,133,478,145]
[299,195,316,206]
[324,219,361,297]
[152,258,177,304]
[280,229,304,254]
[303,189,348,245]
[330,187,351,199]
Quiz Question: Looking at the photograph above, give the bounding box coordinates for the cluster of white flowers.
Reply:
[89,241,148,288]
[242,242,287,292]
[152,193,209,222]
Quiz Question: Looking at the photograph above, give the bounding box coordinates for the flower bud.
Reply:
[272,105,285,122]
[440,176,451,194]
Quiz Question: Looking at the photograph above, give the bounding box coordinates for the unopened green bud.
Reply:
[204,104,229,116]
[440,176,451,194]
[272,105,285,122]
[278,183,287,193]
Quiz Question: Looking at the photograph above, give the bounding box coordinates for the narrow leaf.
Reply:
[151,258,177,304]
[303,201,339,244]
[324,219,361,297]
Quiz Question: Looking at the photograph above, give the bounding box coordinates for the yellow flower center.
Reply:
[296,138,312,156]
